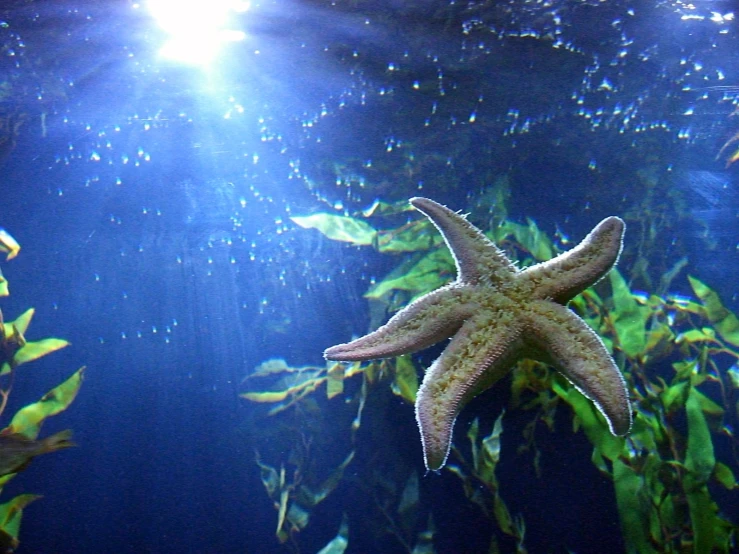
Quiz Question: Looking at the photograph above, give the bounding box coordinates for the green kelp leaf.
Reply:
[0,473,13,492]
[0,493,42,547]
[0,229,20,262]
[658,256,689,294]
[660,380,689,414]
[6,309,33,337]
[466,418,480,474]
[5,367,85,439]
[713,462,737,490]
[241,390,292,403]
[492,494,514,537]
[628,410,662,455]
[691,388,724,417]
[640,454,678,541]
[398,470,419,518]
[552,379,625,462]
[609,270,648,359]
[672,359,698,381]
[676,327,718,345]
[0,274,7,297]
[712,516,737,554]
[241,364,328,413]
[684,387,715,483]
[361,198,415,218]
[290,213,376,246]
[0,309,69,375]
[365,248,452,301]
[643,322,675,360]
[469,413,515,537]
[683,474,718,554]
[478,411,504,486]
[249,358,294,377]
[286,502,309,532]
[326,363,344,399]
[520,218,554,261]
[728,365,739,388]
[299,451,355,507]
[391,355,418,404]
[377,220,442,253]
[316,513,349,554]
[688,275,739,346]
[255,454,279,497]
[496,219,554,262]
[613,459,657,554]
[11,337,69,367]
[276,488,289,539]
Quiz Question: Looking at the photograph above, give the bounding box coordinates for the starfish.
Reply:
[324,197,632,471]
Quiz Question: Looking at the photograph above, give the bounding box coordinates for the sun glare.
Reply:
[147,0,249,66]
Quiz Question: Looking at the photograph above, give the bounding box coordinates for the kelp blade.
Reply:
[6,367,85,439]
[290,213,376,246]
[0,494,42,549]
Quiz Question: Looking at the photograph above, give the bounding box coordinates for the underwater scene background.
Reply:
[0,0,737,552]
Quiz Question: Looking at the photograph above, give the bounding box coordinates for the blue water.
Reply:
[0,0,737,552]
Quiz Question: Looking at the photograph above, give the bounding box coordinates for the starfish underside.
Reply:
[325,197,632,471]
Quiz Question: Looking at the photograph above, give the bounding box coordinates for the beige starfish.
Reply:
[325,197,632,471]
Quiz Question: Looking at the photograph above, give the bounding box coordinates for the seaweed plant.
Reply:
[0,228,84,552]
[243,194,738,553]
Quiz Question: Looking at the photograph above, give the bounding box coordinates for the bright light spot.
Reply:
[148,0,249,65]
[710,11,734,23]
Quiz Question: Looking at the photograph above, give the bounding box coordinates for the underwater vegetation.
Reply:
[243,193,739,553]
[0,228,84,552]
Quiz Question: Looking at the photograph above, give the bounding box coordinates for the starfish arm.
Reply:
[410,197,518,285]
[415,313,523,471]
[520,216,624,304]
[324,285,476,362]
[526,300,632,436]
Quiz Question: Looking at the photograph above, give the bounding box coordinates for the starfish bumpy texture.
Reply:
[325,197,632,471]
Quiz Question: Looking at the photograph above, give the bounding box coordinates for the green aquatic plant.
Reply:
[245,357,362,551]
[246,196,738,552]
[446,412,527,553]
[0,231,84,552]
[564,273,738,554]
[243,355,430,552]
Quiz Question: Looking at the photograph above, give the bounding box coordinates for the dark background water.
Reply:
[0,0,737,552]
